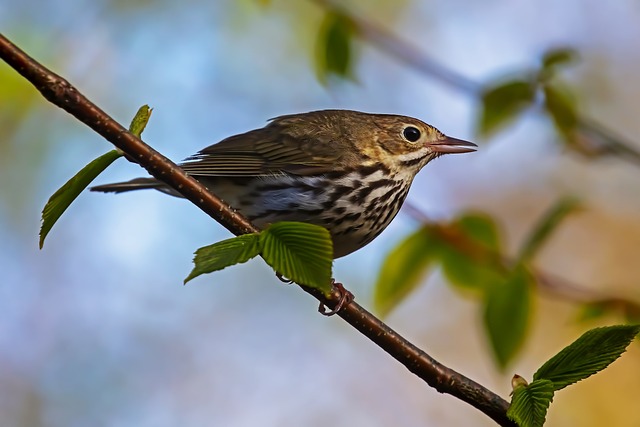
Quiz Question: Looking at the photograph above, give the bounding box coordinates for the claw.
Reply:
[276,273,294,284]
[318,279,354,316]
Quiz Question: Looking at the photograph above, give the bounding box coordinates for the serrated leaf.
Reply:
[39,149,122,248]
[518,197,581,262]
[483,266,532,369]
[543,83,578,142]
[507,379,555,427]
[542,48,578,73]
[533,324,640,390]
[374,227,438,317]
[260,222,333,293]
[479,80,536,137]
[39,104,152,248]
[184,234,261,284]
[315,11,355,84]
[439,214,506,292]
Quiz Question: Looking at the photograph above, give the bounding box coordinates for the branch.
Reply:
[0,34,516,426]
[312,0,640,167]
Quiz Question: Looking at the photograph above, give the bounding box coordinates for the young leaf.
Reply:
[518,197,581,262]
[507,379,555,427]
[315,11,355,84]
[543,83,578,143]
[374,227,438,317]
[541,48,577,75]
[478,80,536,137]
[39,150,122,248]
[184,234,261,284]
[260,222,333,294]
[39,104,152,248]
[439,213,506,292]
[533,324,640,391]
[483,266,532,369]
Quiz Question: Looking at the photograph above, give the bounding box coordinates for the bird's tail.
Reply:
[90,177,166,194]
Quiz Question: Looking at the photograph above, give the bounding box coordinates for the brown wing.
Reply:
[180,113,345,177]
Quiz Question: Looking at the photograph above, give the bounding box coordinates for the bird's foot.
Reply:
[318,279,354,316]
[276,273,294,284]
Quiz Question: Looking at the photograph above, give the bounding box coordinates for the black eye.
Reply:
[402,126,421,142]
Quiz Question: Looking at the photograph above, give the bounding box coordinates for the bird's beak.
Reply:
[429,137,477,154]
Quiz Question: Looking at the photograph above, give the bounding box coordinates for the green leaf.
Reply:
[518,197,581,262]
[507,379,555,427]
[184,234,261,283]
[440,213,505,292]
[374,227,438,317]
[260,222,333,294]
[483,266,532,369]
[478,80,536,137]
[542,47,578,71]
[39,149,122,248]
[315,11,355,84]
[543,83,578,142]
[129,104,153,137]
[39,104,152,248]
[533,324,640,391]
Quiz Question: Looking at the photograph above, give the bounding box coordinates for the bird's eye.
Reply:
[402,126,421,142]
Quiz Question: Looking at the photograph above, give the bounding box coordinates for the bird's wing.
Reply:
[180,123,343,177]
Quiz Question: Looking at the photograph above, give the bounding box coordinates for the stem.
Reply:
[0,33,516,426]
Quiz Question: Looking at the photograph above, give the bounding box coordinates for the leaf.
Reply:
[543,83,579,142]
[518,197,581,262]
[38,104,152,248]
[478,80,536,137]
[439,213,505,292]
[507,379,555,427]
[260,222,333,294]
[533,324,640,391]
[315,11,356,84]
[483,266,532,369]
[542,48,578,73]
[374,227,438,317]
[39,150,122,248]
[184,234,261,283]
[128,104,153,137]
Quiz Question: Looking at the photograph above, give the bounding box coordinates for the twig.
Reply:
[313,0,640,167]
[0,33,516,426]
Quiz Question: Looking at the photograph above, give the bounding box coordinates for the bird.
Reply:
[91,109,476,258]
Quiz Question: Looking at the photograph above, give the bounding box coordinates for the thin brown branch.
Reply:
[312,0,640,167]
[403,200,640,312]
[0,34,516,426]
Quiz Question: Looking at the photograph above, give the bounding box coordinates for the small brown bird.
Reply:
[92,110,476,258]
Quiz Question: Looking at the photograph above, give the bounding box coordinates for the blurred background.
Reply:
[1,0,640,426]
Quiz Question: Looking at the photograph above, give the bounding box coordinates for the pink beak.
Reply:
[429,137,477,154]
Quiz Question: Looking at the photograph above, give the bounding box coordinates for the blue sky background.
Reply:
[1,1,640,426]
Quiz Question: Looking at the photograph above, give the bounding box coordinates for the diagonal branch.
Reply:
[0,33,516,426]
[312,0,640,167]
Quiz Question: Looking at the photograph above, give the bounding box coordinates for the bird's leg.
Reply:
[318,279,354,316]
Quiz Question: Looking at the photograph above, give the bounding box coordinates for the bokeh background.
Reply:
[1,0,640,426]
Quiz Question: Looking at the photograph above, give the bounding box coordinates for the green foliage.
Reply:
[187,222,333,293]
[184,234,261,283]
[533,324,640,390]
[478,80,536,137]
[541,48,578,78]
[38,105,152,248]
[439,213,506,292]
[260,222,333,293]
[507,379,555,427]
[518,197,581,262]
[543,83,579,143]
[507,325,639,426]
[483,266,532,369]
[374,227,438,317]
[315,11,356,83]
